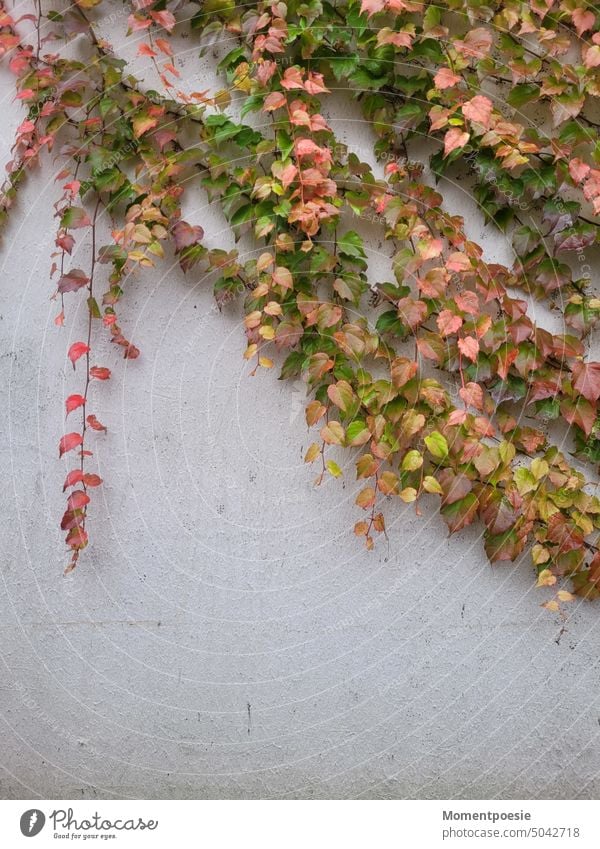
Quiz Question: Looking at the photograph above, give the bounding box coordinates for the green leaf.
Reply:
[338,230,366,260]
[507,83,540,108]
[346,420,371,446]
[402,450,423,471]
[240,94,265,118]
[424,431,448,459]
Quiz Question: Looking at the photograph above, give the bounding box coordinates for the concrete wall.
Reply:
[1,14,600,800]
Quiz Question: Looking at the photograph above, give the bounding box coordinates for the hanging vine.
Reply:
[2,0,600,609]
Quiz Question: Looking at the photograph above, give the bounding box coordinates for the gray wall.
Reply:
[1,24,600,800]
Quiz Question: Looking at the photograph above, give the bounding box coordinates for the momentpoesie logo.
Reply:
[20,808,158,838]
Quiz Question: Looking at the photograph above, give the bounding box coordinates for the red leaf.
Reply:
[462,95,493,128]
[560,397,596,436]
[67,490,90,510]
[572,8,595,36]
[172,220,204,251]
[437,310,463,337]
[83,473,103,487]
[68,342,89,366]
[61,509,82,531]
[398,297,427,330]
[56,233,75,254]
[123,344,140,359]
[66,526,88,549]
[444,128,470,157]
[304,72,329,95]
[569,158,591,184]
[54,310,65,327]
[434,67,461,89]
[65,394,85,415]
[280,66,305,90]
[58,268,89,294]
[459,382,484,410]
[454,27,493,59]
[63,469,84,490]
[155,37,173,56]
[90,366,111,380]
[87,414,107,432]
[150,9,176,30]
[263,91,286,111]
[137,42,156,57]
[458,336,480,362]
[59,432,83,457]
[572,361,600,403]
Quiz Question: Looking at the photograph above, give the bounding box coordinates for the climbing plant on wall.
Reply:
[2,0,600,610]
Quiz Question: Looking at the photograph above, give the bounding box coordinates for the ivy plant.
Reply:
[2,0,600,613]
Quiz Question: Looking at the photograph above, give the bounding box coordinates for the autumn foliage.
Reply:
[2,0,600,609]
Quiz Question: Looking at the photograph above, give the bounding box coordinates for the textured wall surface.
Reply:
[1,21,600,800]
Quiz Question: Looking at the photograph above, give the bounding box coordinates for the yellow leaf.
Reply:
[557,590,575,602]
[253,283,270,298]
[354,521,369,536]
[356,487,376,509]
[257,252,273,272]
[378,471,399,495]
[244,310,262,329]
[536,569,557,588]
[326,459,343,478]
[320,421,345,445]
[531,458,549,480]
[422,475,442,494]
[133,224,152,244]
[400,487,418,503]
[304,443,320,463]
[259,356,274,369]
[531,544,550,566]
[402,450,423,471]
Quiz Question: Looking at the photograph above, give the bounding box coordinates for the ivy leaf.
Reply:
[67,490,90,510]
[444,128,470,157]
[57,268,89,294]
[59,432,83,457]
[86,414,107,432]
[346,420,371,446]
[424,431,448,459]
[560,397,596,436]
[572,362,600,403]
[68,342,89,366]
[60,207,90,229]
[507,84,540,108]
[90,366,110,380]
[172,221,204,251]
[441,492,479,534]
[320,421,345,445]
[65,394,85,415]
